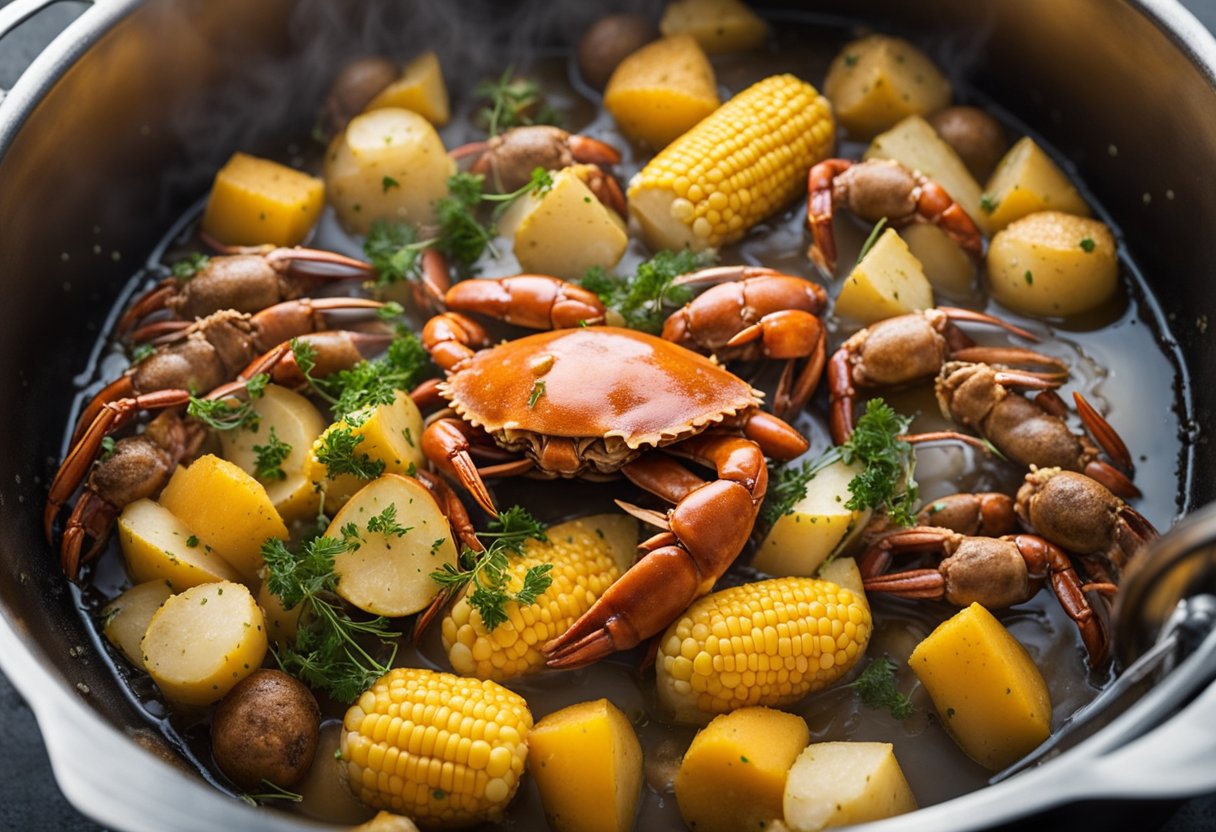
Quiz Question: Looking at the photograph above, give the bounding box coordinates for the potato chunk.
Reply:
[866,115,987,234]
[900,223,975,298]
[102,580,174,669]
[325,107,454,234]
[981,137,1090,232]
[825,35,951,140]
[529,699,643,832]
[675,707,810,832]
[141,581,267,706]
[118,498,242,591]
[659,0,768,53]
[219,384,326,523]
[201,152,325,247]
[159,454,288,582]
[364,50,449,126]
[986,211,1118,317]
[908,602,1052,769]
[754,459,870,577]
[835,227,934,324]
[326,474,458,617]
[499,165,628,280]
[604,35,719,149]
[783,742,917,831]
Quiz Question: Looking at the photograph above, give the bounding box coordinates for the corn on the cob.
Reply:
[441,515,633,681]
[340,667,533,829]
[657,577,871,724]
[627,74,835,252]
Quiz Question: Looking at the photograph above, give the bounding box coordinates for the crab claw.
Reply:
[420,417,498,516]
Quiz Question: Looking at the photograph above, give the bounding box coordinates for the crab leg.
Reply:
[544,434,767,668]
[444,275,606,330]
[740,410,810,460]
[727,309,826,419]
[421,312,491,372]
[420,417,498,516]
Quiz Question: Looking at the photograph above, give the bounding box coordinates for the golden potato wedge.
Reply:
[529,699,643,832]
[118,498,242,591]
[257,579,302,648]
[825,35,951,140]
[835,227,934,324]
[219,384,326,524]
[659,0,768,53]
[201,152,325,247]
[364,50,449,126]
[102,580,174,669]
[899,223,975,298]
[604,35,719,149]
[326,474,458,617]
[981,137,1090,232]
[141,581,268,706]
[325,107,454,234]
[783,742,917,831]
[986,211,1118,317]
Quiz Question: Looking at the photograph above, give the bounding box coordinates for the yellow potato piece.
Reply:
[818,556,867,604]
[604,35,719,149]
[783,742,917,831]
[102,580,174,669]
[257,579,302,648]
[364,50,449,126]
[327,474,458,617]
[866,115,988,234]
[987,211,1118,317]
[158,454,289,583]
[350,812,421,832]
[825,35,951,140]
[908,602,1052,770]
[755,459,870,577]
[141,581,267,706]
[219,384,326,523]
[118,498,242,590]
[659,0,768,53]
[529,699,643,832]
[835,227,934,324]
[982,137,1090,232]
[499,165,628,281]
[201,152,325,247]
[675,706,810,832]
[308,391,427,514]
[325,107,454,234]
[900,223,975,298]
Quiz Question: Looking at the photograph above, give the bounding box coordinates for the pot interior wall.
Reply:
[0,0,1208,823]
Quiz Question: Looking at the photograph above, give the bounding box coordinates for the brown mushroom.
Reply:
[211,669,321,790]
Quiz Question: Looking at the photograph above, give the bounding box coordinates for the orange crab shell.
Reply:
[440,327,762,452]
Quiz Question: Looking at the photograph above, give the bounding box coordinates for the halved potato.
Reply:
[220,384,326,524]
[364,50,449,126]
[141,581,267,706]
[102,580,174,669]
[835,227,934,324]
[603,35,719,149]
[825,35,951,140]
[659,0,768,54]
[783,742,917,831]
[326,474,458,617]
[118,498,243,590]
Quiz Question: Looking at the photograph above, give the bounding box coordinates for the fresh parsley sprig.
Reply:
[474,68,561,137]
[760,398,918,527]
[580,249,716,334]
[315,426,384,480]
[186,373,270,432]
[851,657,915,720]
[252,427,291,481]
[429,506,552,631]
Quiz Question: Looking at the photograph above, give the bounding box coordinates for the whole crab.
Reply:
[415,275,811,669]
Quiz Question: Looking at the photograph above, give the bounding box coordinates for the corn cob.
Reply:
[441,515,632,681]
[657,577,871,724]
[627,74,835,252]
[340,667,533,829]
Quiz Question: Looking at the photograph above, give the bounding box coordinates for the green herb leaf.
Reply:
[580,249,715,334]
[528,379,546,408]
[315,426,385,480]
[979,193,998,214]
[855,217,888,266]
[381,175,400,193]
[239,780,304,807]
[366,503,411,538]
[186,374,269,432]
[852,657,915,720]
[171,252,210,280]
[253,427,291,481]
[99,436,117,462]
[1079,237,1096,253]
[129,342,156,364]
[474,68,561,137]
[364,219,433,288]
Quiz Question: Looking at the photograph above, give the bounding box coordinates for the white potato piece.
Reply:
[102,580,174,669]
[326,474,459,617]
[364,50,449,126]
[325,107,454,234]
[754,459,870,577]
[818,556,866,604]
[899,223,974,298]
[499,165,628,281]
[783,742,917,831]
[220,384,326,524]
[659,0,768,53]
[982,137,1090,232]
[258,579,302,648]
[987,211,1118,317]
[835,227,934,324]
[141,581,267,706]
[118,498,242,591]
[824,35,951,140]
[866,115,988,234]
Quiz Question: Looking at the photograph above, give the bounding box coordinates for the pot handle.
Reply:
[0,0,94,98]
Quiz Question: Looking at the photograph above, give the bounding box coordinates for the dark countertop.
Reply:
[2,2,1216,831]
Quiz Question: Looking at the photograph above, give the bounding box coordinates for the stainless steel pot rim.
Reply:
[0,1,1214,829]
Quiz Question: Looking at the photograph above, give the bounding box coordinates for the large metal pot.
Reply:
[0,0,1214,829]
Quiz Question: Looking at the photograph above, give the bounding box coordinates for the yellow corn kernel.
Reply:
[340,668,532,829]
[627,74,834,252]
[657,577,871,724]
[441,515,633,681]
